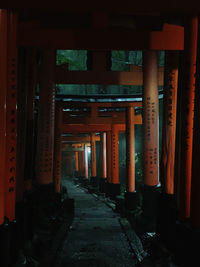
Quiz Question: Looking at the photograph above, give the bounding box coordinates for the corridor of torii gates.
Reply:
[1,6,200,267]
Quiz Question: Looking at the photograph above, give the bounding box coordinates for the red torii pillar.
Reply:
[125,106,138,210]
[142,50,159,223]
[36,49,56,189]
[106,131,112,187]
[84,144,89,179]
[157,51,179,241]
[90,132,98,186]
[178,16,198,221]
[53,104,62,193]
[99,132,107,192]
[109,124,120,197]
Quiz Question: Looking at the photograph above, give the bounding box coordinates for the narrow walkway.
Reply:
[55,177,138,267]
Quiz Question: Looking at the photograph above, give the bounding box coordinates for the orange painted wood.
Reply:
[100,132,107,179]
[126,106,135,192]
[106,131,112,183]
[0,9,7,225]
[90,132,97,177]
[160,51,179,194]
[179,16,198,220]
[5,11,18,221]
[53,104,62,193]
[36,49,56,185]
[111,124,119,184]
[18,23,184,50]
[62,135,100,142]
[55,65,164,86]
[143,50,159,186]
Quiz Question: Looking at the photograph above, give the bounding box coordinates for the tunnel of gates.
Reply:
[0,8,200,266]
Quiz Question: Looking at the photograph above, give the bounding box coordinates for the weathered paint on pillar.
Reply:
[160,52,179,195]
[5,11,18,221]
[84,144,88,179]
[142,50,159,186]
[106,131,112,183]
[36,49,56,185]
[111,124,119,184]
[75,151,79,173]
[100,132,107,179]
[0,9,7,224]
[126,106,135,192]
[179,16,198,219]
[91,132,97,177]
[190,17,200,227]
[53,104,62,193]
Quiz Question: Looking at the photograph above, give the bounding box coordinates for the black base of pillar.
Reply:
[172,222,200,267]
[142,185,160,230]
[124,191,138,211]
[9,220,20,265]
[107,183,121,199]
[99,178,107,193]
[82,178,89,187]
[156,193,177,244]
[0,223,10,267]
[90,176,99,187]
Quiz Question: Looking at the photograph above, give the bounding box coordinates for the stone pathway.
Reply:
[55,178,138,267]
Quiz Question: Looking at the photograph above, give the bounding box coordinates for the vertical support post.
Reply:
[0,9,7,226]
[24,49,37,192]
[142,50,159,225]
[90,132,98,186]
[5,11,18,222]
[84,144,88,179]
[160,52,179,194]
[125,106,138,210]
[110,124,120,197]
[99,132,107,192]
[106,131,112,184]
[157,51,179,242]
[179,16,198,220]
[53,104,62,193]
[190,17,200,228]
[75,151,79,176]
[36,49,56,187]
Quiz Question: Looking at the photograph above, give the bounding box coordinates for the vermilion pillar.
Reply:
[24,49,37,192]
[100,132,107,179]
[143,50,159,187]
[126,106,135,192]
[5,11,18,222]
[106,131,112,183]
[36,49,55,185]
[178,16,198,220]
[91,132,97,177]
[0,9,7,225]
[161,52,179,195]
[84,144,88,179]
[190,17,200,227]
[142,50,159,225]
[99,132,107,192]
[53,104,62,193]
[75,151,79,175]
[110,124,120,197]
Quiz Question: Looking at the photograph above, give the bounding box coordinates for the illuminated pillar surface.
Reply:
[143,50,159,187]
[75,151,79,173]
[160,51,179,195]
[5,11,18,222]
[90,132,97,177]
[36,49,55,185]
[0,9,7,225]
[78,150,82,176]
[84,144,88,179]
[191,17,200,227]
[53,104,62,193]
[178,17,198,220]
[126,106,135,192]
[100,132,107,179]
[106,131,112,183]
[111,124,119,184]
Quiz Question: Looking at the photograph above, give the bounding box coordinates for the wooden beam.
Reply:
[62,135,100,142]
[18,23,184,50]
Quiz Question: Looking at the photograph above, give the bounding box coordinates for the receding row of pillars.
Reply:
[0,10,200,231]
